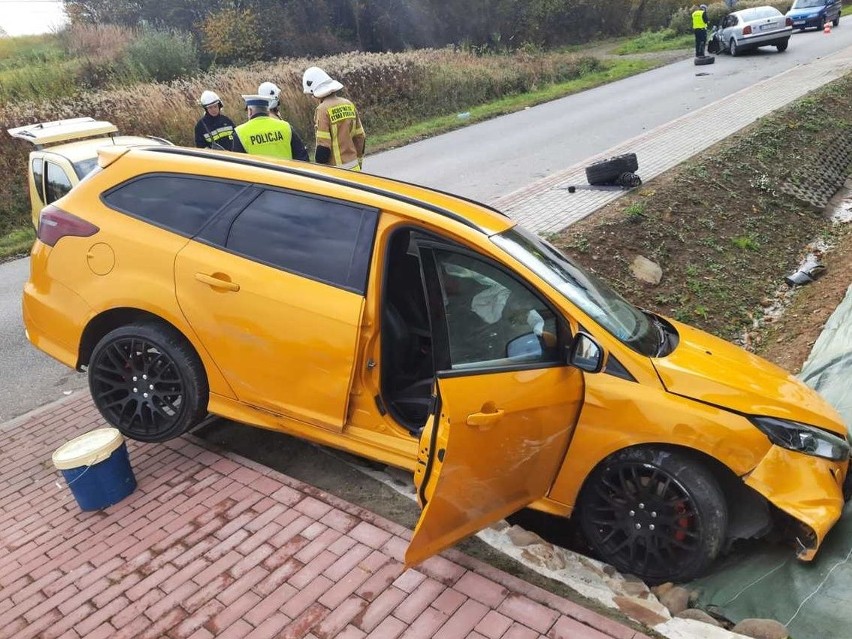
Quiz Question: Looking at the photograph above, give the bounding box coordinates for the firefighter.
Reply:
[693,4,709,57]
[194,90,236,151]
[302,67,366,170]
[233,95,309,161]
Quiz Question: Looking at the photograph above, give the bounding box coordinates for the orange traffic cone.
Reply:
[824,21,832,34]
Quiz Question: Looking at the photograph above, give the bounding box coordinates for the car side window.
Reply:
[432,249,561,370]
[31,158,45,203]
[45,162,72,205]
[225,189,378,294]
[102,174,244,237]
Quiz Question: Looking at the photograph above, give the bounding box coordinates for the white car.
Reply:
[716,5,793,56]
[8,117,171,228]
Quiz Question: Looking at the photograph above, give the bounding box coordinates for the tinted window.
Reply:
[45,162,72,204]
[226,190,378,293]
[73,157,99,180]
[31,158,45,203]
[103,174,244,236]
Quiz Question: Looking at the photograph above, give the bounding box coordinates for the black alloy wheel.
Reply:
[88,323,208,442]
[578,448,727,584]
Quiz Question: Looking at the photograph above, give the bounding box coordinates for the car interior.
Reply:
[380,229,435,434]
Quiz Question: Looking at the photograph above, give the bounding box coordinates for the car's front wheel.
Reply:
[88,322,209,442]
[833,15,840,27]
[577,447,727,584]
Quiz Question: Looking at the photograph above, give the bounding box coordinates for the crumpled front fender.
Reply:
[745,446,848,560]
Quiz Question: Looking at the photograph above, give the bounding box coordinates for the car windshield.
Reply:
[792,0,824,7]
[72,157,99,180]
[492,226,659,355]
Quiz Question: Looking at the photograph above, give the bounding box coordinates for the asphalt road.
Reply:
[2,27,852,423]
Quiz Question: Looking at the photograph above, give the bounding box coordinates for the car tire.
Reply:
[776,39,789,52]
[694,55,715,66]
[833,16,840,27]
[585,153,639,186]
[729,38,739,56]
[577,447,728,584]
[88,322,209,442]
[818,16,825,30]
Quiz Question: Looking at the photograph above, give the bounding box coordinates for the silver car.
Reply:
[716,6,793,56]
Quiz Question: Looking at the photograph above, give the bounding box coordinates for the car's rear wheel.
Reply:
[577,447,727,584]
[776,40,788,52]
[88,322,209,442]
[729,38,739,56]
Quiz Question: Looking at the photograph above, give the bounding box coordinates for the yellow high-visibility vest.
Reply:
[693,10,708,29]
[235,116,294,159]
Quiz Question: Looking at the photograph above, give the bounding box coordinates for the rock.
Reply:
[613,595,669,626]
[676,608,722,627]
[630,255,663,285]
[488,519,509,532]
[658,586,691,616]
[505,525,545,547]
[651,582,675,598]
[622,580,650,598]
[731,618,790,639]
[520,545,567,571]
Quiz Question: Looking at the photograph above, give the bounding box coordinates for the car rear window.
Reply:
[225,189,378,293]
[102,174,245,237]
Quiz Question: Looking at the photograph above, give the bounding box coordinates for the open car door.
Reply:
[405,243,586,566]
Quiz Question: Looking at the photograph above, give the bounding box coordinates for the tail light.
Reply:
[37,205,99,247]
[742,25,753,35]
[786,17,792,26]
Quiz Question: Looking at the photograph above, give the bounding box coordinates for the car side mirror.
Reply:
[568,332,605,373]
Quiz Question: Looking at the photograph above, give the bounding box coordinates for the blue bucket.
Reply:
[52,428,137,511]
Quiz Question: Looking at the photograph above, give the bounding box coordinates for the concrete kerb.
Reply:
[0,390,85,433]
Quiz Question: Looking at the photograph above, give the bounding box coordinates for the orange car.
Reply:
[23,145,850,583]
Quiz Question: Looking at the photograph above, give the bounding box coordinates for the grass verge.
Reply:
[614,29,693,55]
[370,58,658,152]
[0,227,34,262]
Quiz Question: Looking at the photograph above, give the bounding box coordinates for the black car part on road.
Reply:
[585,153,639,186]
[695,55,716,66]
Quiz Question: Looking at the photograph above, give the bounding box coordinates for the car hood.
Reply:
[651,319,846,436]
[788,6,824,16]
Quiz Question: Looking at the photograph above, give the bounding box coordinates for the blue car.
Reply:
[786,0,842,30]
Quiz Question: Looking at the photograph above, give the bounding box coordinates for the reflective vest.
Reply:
[692,10,708,29]
[235,116,294,159]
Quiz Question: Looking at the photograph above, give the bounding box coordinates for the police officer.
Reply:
[693,4,709,57]
[233,95,309,161]
[302,67,366,171]
[194,90,236,151]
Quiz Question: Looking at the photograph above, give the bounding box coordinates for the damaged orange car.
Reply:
[23,146,850,583]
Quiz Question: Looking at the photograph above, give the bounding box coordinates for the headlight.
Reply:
[808,12,820,17]
[750,416,850,461]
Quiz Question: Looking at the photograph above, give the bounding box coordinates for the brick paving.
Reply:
[493,42,852,235]
[0,395,650,639]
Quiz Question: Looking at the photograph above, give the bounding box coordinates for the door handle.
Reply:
[195,272,240,292]
[466,408,505,430]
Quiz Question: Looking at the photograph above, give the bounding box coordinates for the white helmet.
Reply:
[258,81,281,109]
[199,90,222,109]
[302,67,343,98]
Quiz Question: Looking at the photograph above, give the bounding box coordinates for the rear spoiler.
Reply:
[8,118,119,149]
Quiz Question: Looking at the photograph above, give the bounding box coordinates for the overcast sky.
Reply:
[0,1,68,37]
